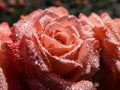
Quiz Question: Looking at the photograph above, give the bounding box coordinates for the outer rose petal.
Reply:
[101,13,120,41]
[79,13,94,28]
[89,13,104,27]
[46,55,82,75]
[71,80,93,90]
[0,68,8,90]
[48,7,69,16]
[19,35,51,73]
[20,9,43,20]
[114,18,120,31]
[0,22,11,42]
[2,52,30,90]
[0,22,12,66]
[79,13,96,39]
[68,38,100,81]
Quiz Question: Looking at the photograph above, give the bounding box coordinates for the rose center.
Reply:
[54,31,68,45]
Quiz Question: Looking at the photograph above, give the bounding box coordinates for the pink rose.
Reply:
[8,7,100,90]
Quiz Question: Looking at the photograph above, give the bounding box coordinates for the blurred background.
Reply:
[0,0,120,26]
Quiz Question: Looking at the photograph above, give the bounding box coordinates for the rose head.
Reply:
[8,7,100,90]
[79,12,120,90]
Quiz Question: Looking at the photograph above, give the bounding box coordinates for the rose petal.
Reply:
[79,20,94,39]
[79,13,94,28]
[48,7,69,16]
[48,55,82,75]
[12,19,36,41]
[0,22,11,42]
[77,38,100,68]
[39,9,59,20]
[68,38,100,81]
[71,80,93,90]
[60,39,83,60]
[89,13,104,27]
[20,9,42,21]
[26,66,72,90]
[114,19,120,31]
[20,35,51,72]
[101,13,120,41]
[0,22,12,66]
[0,68,8,90]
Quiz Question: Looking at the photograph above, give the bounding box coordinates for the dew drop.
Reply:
[35,60,38,65]
[66,86,70,90]
[24,23,28,27]
[118,47,120,51]
[71,87,76,90]
[15,33,18,37]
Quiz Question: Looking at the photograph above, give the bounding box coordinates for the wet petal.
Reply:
[71,80,93,90]
[48,7,69,16]
[79,13,94,28]
[101,13,120,41]
[0,68,8,90]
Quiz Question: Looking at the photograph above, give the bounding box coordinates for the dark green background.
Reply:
[0,0,120,26]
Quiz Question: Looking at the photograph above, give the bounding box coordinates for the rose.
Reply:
[9,7,100,90]
[10,7,100,90]
[79,12,120,90]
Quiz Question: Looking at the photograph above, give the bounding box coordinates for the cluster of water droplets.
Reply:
[0,68,8,90]
[27,39,50,72]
